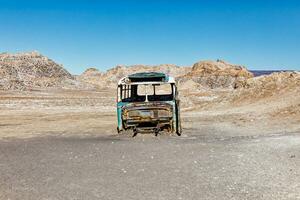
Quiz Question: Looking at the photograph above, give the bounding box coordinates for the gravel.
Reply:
[0,128,299,200]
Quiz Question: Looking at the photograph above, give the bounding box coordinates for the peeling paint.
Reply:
[116,72,181,136]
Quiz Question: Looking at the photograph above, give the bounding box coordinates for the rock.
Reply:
[233,71,300,100]
[242,71,300,90]
[79,64,191,88]
[227,71,300,112]
[0,51,73,90]
[179,60,253,89]
[81,68,102,77]
[76,68,103,88]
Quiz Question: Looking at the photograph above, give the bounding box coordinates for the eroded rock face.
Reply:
[76,68,103,88]
[243,71,300,89]
[81,68,102,77]
[79,64,191,88]
[105,64,190,80]
[4,52,296,98]
[202,70,299,113]
[179,60,253,89]
[0,51,73,90]
[233,71,300,101]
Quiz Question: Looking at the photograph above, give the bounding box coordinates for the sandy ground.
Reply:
[0,89,300,199]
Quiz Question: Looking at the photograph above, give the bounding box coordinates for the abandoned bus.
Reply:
[117,72,181,136]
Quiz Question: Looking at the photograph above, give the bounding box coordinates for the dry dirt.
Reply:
[0,88,299,200]
[1,52,300,199]
[0,86,298,140]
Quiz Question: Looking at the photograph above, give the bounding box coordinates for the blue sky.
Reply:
[0,0,299,74]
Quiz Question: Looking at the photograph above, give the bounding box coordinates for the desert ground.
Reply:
[1,52,300,199]
[0,87,299,200]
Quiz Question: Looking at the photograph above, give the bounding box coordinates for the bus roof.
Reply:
[118,72,175,85]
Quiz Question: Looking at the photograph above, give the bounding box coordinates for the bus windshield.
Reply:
[119,83,174,102]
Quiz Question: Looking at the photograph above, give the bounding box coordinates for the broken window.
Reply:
[119,83,174,103]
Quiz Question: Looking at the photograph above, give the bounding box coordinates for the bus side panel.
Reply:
[175,100,182,135]
[117,102,123,132]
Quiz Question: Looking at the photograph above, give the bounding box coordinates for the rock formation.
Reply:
[78,64,191,88]
[232,71,300,101]
[0,51,73,90]
[1,51,298,100]
[179,60,253,89]
[81,68,103,77]
[76,68,103,88]
[78,60,254,90]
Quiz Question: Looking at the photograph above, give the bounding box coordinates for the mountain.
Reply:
[0,51,73,90]
[178,60,253,89]
[78,64,191,88]
[1,51,298,97]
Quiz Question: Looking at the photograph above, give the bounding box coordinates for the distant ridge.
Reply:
[0,51,73,90]
[250,70,292,77]
[1,51,299,92]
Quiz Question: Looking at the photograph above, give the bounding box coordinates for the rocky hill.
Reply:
[78,64,191,88]
[78,60,255,90]
[232,71,300,102]
[0,51,255,91]
[178,60,253,89]
[76,68,103,88]
[0,51,74,90]
[1,51,298,102]
[80,68,103,77]
[180,70,300,111]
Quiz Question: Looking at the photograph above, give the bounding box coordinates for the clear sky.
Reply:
[0,0,299,74]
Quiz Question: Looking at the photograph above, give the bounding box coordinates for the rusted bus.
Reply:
[117,72,181,136]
